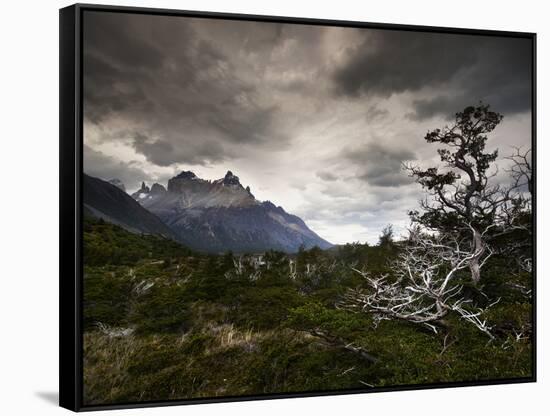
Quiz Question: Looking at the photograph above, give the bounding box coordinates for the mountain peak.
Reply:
[131,181,151,200]
[150,183,167,195]
[175,170,197,180]
[124,171,333,252]
[222,170,241,186]
[140,182,150,192]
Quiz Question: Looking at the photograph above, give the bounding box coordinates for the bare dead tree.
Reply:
[339,228,499,339]
[494,147,533,273]
[506,146,532,194]
[288,258,297,280]
[233,256,244,275]
[224,255,263,281]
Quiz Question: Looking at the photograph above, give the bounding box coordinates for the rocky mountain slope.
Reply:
[132,170,332,253]
[83,174,177,240]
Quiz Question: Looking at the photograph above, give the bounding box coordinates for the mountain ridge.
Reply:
[132,170,332,253]
[83,174,178,241]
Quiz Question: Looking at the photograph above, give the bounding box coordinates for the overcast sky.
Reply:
[82,11,532,245]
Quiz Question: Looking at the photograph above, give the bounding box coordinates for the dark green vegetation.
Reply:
[83,105,533,405]
[83,217,532,405]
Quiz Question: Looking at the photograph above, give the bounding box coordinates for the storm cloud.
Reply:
[83,12,292,166]
[333,31,532,119]
[82,11,532,244]
[342,142,416,187]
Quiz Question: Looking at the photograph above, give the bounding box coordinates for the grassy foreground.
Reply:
[83,218,532,405]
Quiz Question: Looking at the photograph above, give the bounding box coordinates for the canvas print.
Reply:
[81,10,534,406]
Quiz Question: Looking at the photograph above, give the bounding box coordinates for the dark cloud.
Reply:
[83,11,290,166]
[334,31,476,97]
[343,142,416,187]
[333,30,532,119]
[131,133,227,167]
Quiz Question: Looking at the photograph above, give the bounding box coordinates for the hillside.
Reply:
[82,219,532,405]
[83,174,178,240]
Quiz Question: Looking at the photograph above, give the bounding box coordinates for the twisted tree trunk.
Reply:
[469,228,486,285]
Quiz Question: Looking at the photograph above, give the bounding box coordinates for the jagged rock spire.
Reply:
[150,183,167,195]
[223,170,241,186]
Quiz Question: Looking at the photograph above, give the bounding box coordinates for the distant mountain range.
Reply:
[83,170,332,253]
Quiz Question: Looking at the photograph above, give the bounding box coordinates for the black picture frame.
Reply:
[60,3,537,412]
